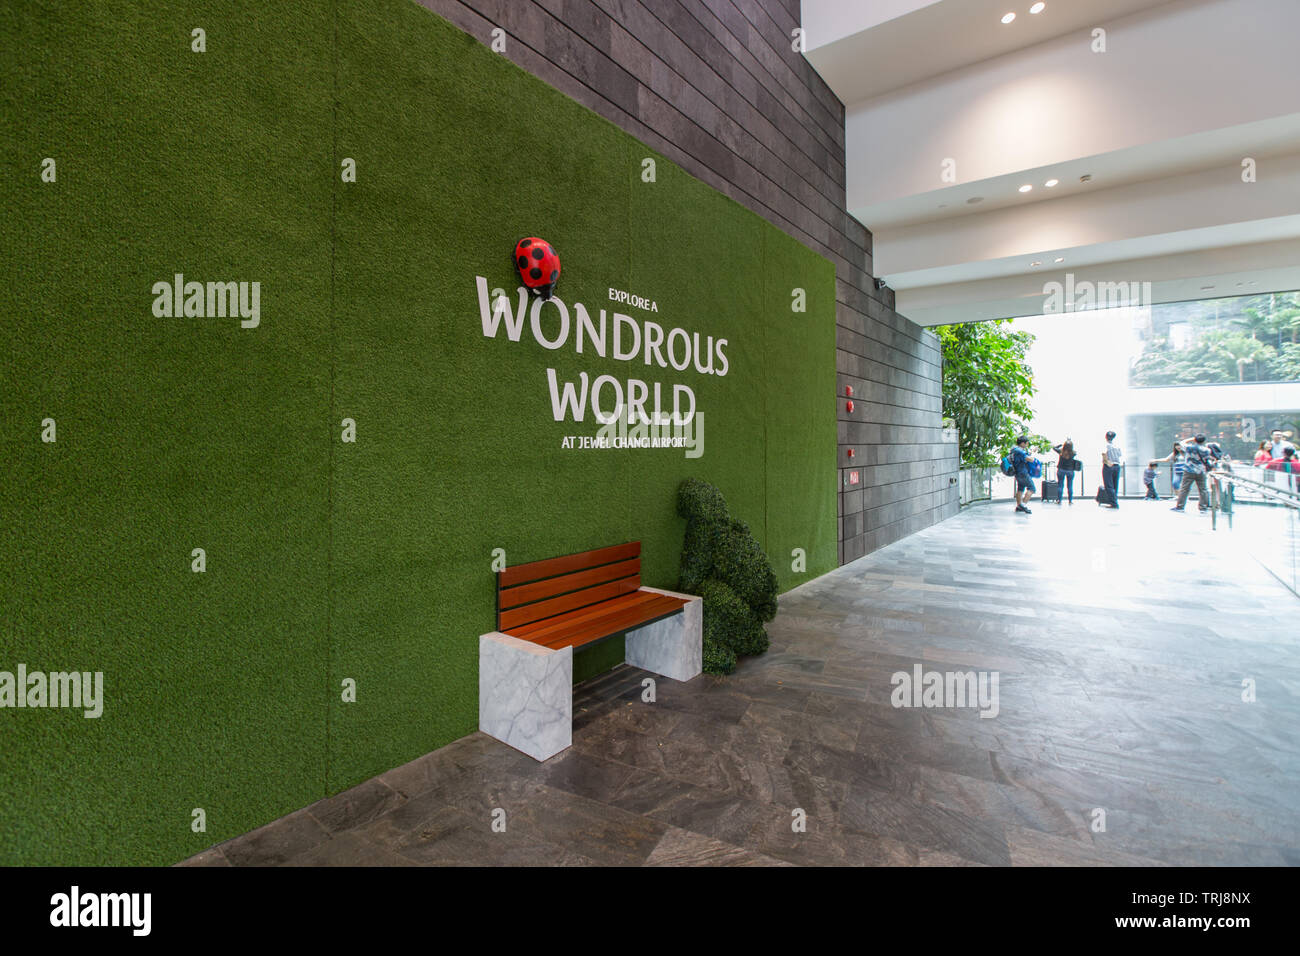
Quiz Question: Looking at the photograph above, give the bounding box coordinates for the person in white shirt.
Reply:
[1270,430,1296,460]
[1100,430,1123,508]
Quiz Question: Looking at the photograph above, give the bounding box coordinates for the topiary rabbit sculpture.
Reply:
[676,478,778,675]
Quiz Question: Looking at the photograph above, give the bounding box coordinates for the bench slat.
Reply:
[498,541,641,588]
[497,574,640,632]
[531,595,689,651]
[499,557,640,611]
[493,539,685,654]
[507,591,686,647]
[506,590,660,641]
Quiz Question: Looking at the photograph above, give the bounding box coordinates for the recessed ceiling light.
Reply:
[1002,12,1016,24]
[1044,179,1059,188]
[1201,285,1215,291]
[1030,2,1046,13]
[1054,257,1064,263]
[967,196,984,204]
[1019,184,1033,193]
[1030,261,1042,267]
[1079,174,1092,183]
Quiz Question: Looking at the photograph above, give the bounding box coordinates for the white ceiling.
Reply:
[863,113,1300,232]
[878,145,1300,286]
[800,0,1300,325]
[899,237,1300,326]
[804,0,1176,103]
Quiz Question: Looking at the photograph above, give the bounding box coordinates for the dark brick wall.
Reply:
[414,0,959,565]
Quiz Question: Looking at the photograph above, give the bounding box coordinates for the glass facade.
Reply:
[1130,291,1300,387]
[1012,290,1300,498]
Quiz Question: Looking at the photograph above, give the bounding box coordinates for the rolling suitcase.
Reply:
[1040,461,1060,503]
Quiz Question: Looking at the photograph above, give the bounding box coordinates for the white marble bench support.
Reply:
[624,587,703,682]
[478,632,572,762]
[479,587,702,761]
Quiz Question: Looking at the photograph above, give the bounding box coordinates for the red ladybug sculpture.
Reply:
[514,237,561,299]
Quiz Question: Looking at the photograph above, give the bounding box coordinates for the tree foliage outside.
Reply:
[934,320,1040,468]
[1131,291,1300,386]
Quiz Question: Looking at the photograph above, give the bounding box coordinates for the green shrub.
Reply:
[715,520,779,622]
[701,640,738,676]
[677,477,730,524]
[677,479,778,674]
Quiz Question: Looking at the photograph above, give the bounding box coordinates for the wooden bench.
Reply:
[479,541,702,761]
[496,542,688,651]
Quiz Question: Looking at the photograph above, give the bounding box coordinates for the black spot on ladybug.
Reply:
[517,256,527,269]
[531,248,545,261]
[529,267,543,280]
[519,238,532,248]
[550,269,558,281]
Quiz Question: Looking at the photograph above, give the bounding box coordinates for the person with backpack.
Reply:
[1171,434,1214,513]
[1009,435,1035,515]
[1052,438,1078,504]
[1099,430,1123,508]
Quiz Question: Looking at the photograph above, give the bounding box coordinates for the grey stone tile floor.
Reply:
[182,500,1300,866]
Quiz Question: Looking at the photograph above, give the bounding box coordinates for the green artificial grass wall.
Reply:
[0,0,836,865]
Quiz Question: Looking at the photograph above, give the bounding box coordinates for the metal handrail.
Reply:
[1211,464,1300,503]
[1208,463,1300,530]
[1208,463,1300,597]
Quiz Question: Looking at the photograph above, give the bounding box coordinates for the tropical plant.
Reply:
[1205,331,1276,381]
[933,320,1038,468]
[1023,432,1054,454]
[1234,306,1275,341]
[1275,342,1300,380]
[1277,304,1300,344]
